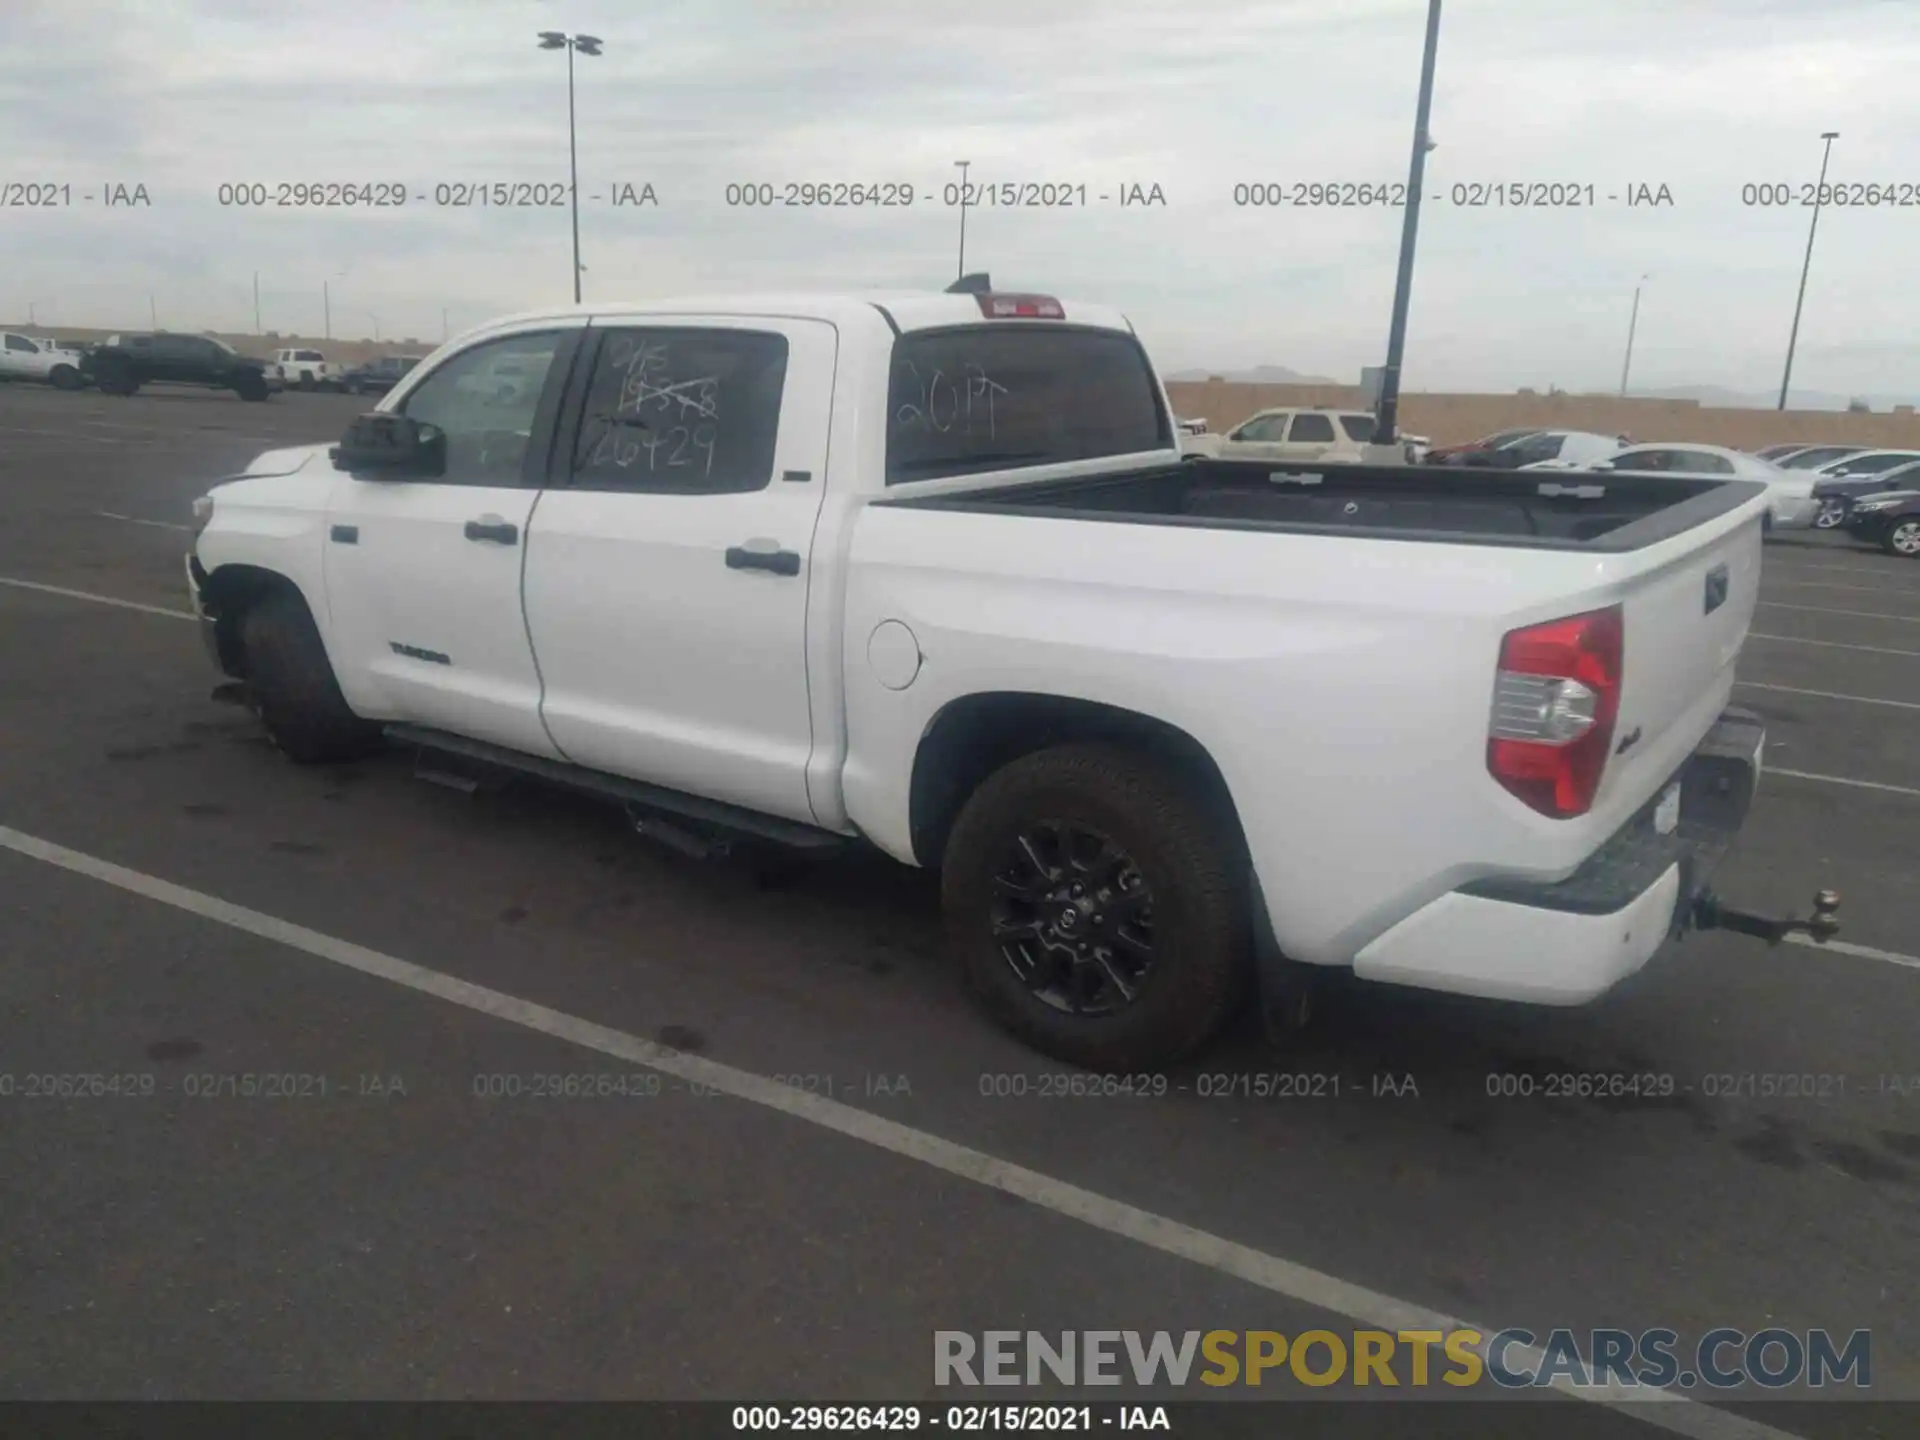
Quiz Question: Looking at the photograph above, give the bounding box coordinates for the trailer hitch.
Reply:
[1690,888,1842,945]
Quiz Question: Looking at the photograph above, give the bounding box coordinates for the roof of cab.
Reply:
[461,291,1135,339]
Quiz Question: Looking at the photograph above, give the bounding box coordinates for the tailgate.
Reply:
[1600,512,1762,814]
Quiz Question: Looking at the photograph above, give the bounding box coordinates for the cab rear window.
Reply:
[885,326,1169,484]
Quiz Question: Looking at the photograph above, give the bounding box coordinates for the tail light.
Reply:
[1486,605,1624,818]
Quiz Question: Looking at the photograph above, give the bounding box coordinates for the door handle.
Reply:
[464,517,519,545]
[725,544,801,576]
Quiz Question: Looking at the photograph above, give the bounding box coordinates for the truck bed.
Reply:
[881,459,1766,552]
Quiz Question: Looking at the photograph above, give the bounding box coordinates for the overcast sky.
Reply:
[3,0,1917,400]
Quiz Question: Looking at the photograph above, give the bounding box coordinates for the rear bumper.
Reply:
[1769,494,1820,530]
[1351,706,1764,1004]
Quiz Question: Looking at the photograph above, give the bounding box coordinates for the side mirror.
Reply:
[330,413,446,477]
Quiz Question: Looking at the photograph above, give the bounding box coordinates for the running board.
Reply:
[383,724,847,853]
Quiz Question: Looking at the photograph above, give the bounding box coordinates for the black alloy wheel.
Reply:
[1886,519,1920,557]
[987,820,1156,1017]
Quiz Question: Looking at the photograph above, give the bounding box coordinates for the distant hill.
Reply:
[1163,364,1342,385]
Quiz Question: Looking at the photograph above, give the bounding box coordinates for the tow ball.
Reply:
[1690,888,1842,945]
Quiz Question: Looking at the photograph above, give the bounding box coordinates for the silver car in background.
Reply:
[1592,444,1821,531]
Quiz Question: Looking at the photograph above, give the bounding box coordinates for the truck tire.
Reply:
[239,590,383,763]
[49,364,82,391]
[235,373,270,401]
[941,742,1250,1070]
[94,358,137,396]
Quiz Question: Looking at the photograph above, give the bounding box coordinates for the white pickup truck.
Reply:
[185,284,1837,1068]
[271,348,337,391]
[0,332,86,389]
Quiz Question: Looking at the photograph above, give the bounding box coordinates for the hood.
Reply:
[225,442,333,481]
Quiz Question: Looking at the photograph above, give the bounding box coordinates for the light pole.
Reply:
[365,312,381,342]
[253,271,261,333]
[1778,131,1840,411]
[27,301,36,326]
[323,280,331,340]
[1372,0,1443,446]
[149,294,158,330]
[538,31,603,304]
[442,307,449,343]
[953,159,971,282]
[1619,273,1649,397]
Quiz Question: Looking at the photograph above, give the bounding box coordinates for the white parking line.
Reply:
[1770,767,1920,799]
[0,822,1811,1440]
[1788,933,1920,973]
[1763,578,1919,595]
[1757,601,1920,624]
[0,575,195,621]
[1747,632,1920,658]
[1763,560,1885,574]
[1736,681,1920,711]
[96,511,192,532]
[1763,562,1920,585]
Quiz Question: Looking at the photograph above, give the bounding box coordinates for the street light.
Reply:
[365,312,381,342]
[1372,0,1443,446]
[1619,273,1650,397]
[1778,131,1840,411]
[953,159,971,282]
[537,31,604,304]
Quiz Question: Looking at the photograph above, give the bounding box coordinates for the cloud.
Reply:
[1,0,1916,398]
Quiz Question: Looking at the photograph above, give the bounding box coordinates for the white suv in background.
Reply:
[1187,407,1405,463]
[272,348,336,391]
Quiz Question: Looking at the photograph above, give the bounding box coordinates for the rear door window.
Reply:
[566,327,789,494]
[885,325,1168,484]
[1287,413,1337,443]
[1338,414,1375,442]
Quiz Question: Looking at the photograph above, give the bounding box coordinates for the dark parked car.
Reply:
[1812,458,1920,529]
[1424,427,1542,465]
[337,354,424,396]
[81,332,273,401]
[1843,488,1920,555]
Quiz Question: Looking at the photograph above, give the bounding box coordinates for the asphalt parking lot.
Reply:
[1,382,1917,1437]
